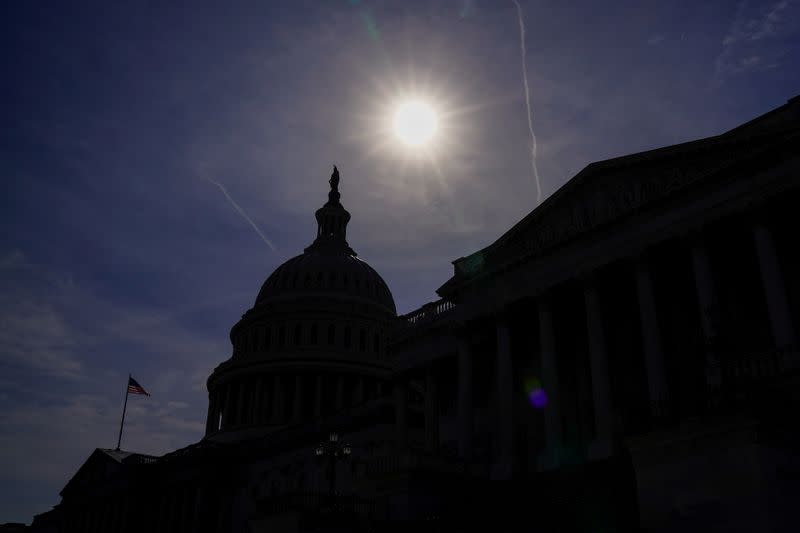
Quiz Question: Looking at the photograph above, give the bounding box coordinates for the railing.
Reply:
[363,452,465,477]
[254,491,376,518]
[719,347,797,386]
[399,299,456,326]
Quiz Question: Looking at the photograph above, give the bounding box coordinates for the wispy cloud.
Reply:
[203,177,279,254]
[715,0,797,80]
[0,300,85,379]
[0,252,225,519]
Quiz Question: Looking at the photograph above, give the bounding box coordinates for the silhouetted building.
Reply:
[29,96,800,532]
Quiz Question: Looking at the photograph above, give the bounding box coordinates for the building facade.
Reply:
[29,96,800,532]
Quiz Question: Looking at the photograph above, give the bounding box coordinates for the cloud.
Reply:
[714,0,798,80]
[0,250,27,270]
[0,252,225,521]
[0,300,85,379]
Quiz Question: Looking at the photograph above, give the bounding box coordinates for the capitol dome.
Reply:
[205,166,398,439]
[255,251,396,315]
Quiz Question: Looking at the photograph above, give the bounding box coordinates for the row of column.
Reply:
[452,218,794,475]
[207,374,370,433]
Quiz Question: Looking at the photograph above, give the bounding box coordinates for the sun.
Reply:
[393,100,439,147]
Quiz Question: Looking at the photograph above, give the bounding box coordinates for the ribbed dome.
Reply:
[255,250,396,315]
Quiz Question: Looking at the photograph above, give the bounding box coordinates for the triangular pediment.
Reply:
[59,449,123,498]
[59,448,157,499]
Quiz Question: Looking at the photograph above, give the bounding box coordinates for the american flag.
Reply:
[127,376,150,396]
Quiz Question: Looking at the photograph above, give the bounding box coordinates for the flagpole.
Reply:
[116,374,130,451]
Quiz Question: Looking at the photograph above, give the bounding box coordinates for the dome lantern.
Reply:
[307,165,355,255]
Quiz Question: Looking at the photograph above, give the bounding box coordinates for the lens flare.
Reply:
[393,100,439,146]
[524,376,548,409]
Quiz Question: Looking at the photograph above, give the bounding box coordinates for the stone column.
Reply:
[635,256,669,418]
[493,314,514,479]
[292,375,304,423]
[583,275,613,459]
[266,378,275,424]
[538,298,562,469]
[336,376,345,411]
[457,335,473,460]
[245,380,255,424]
[205,394,215,434]
[314,375,322,418]
[233,383,243,426]
[223,385,232,430]
[253,376,263,424]
[271,375,284,425]
[354,377,365,405]
[212,392,220,430]
[690,232,722,398]
[394,381,408,449]
[425,367,439,452]
[753,219,797,353]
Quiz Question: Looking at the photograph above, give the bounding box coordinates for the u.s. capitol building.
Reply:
[28,95,800,532]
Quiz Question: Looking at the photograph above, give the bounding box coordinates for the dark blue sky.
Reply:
[2,0,798,523]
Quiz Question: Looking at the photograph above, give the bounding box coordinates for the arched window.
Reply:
[343,326,352,348]
[316,272,323,287]
[310,323,318,345]
[264,327,271,351]
[359,329,366,351]
[293,324,302,345]
[278,326,286,347]
[327,324,335,344]
[329,272,336,287]
[292,272,299,288]
[373,333,380,354]
[343,274,348,287]
[304,274,311,288]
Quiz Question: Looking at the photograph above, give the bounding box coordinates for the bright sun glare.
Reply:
[393,101,438,147]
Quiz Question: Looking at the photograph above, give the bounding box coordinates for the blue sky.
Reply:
[2,0,798,523]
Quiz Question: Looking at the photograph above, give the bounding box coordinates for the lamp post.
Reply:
[314,432,352,502]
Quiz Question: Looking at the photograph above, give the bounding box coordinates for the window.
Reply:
[374,333,380,354]
[327,324,335,344]
[278,326,286,347]
[293,324,302,345]
[310,323,318,345]
[264,327,271,351]
[359,329,366,351]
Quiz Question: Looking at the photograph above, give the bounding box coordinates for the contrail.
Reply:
[512,0,543,204]
[204,177,278,253]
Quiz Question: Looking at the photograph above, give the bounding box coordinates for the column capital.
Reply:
[683,223,711,245]
[744,196,771,220]
[576,268,600,286]
[494,306,512,326]
[535,290,556,309]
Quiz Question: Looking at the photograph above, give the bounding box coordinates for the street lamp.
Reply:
[314,432,353,501]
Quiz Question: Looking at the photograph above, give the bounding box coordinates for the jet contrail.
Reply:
[204,177,278,253]
[512,0,543,204]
